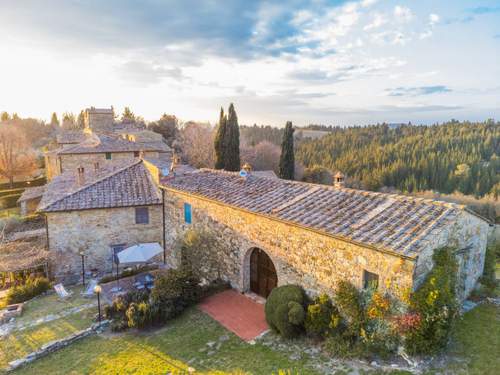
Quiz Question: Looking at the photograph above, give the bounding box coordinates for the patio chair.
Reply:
[82,279,97,297]
[54,283,73,299]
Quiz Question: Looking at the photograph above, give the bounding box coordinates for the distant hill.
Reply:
[295,121,499,199]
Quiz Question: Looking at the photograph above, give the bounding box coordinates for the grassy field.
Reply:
[0,308,96,370]
[14,308,319,375]
[9,302,499,375]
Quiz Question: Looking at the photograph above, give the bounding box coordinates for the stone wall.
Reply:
[44,153,60,181]
[163,189,417,298]
[46,205,163,283]
[59,152,159,175]
[413,211,490,301]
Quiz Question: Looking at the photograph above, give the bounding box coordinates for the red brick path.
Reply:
[198,289,269,341]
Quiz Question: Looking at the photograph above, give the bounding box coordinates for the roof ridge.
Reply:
[198,168,463,211]
[40,159,143,211]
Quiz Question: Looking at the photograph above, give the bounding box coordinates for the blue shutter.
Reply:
[184,203,192,224]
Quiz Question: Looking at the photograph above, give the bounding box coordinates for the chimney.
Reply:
[94,162,100,173]
[170,153,180,173]
[239,163,252,180]
[334,171,345,188]
[77,166,85,186]
[242,163,252,174]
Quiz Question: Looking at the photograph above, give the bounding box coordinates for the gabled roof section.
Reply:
[161,169,472,259]
[17,186,46,203]
[38,160,161,212]
[57,133,171,155]
[56,130,89,145]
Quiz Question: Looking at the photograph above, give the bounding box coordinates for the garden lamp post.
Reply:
[94,284,102,324]
[79,251,85,286]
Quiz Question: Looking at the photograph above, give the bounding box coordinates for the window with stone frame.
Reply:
[105,152,112,160]
[363,270,379,289]
[135,207,149,224]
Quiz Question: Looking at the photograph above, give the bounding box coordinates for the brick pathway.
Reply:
[198,289,269,341]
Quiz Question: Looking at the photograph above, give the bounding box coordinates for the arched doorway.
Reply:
[250,248,277,298]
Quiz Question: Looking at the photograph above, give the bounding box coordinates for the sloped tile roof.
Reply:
[56,130,89,144]
[38,160,161,212]
[17,186,46,203]
[58,133,171,155]
[161,169,465,258]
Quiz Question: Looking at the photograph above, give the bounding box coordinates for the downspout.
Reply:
[45,213,50,250]
[162,189,166,264]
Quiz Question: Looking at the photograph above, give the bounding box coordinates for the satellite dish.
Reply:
[161,168,170,177]
[239,170,248,178]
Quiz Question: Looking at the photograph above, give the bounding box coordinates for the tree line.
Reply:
[295,121,499,199]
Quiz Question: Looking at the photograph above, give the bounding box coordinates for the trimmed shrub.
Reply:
[265,285,307,338]
[305,293,341,338]
[6,277,50,304]
[334,281,364,340]
[404,247,458,355]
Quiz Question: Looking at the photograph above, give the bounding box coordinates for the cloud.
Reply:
[429,13,440,25]
[364,13,387,31]
[116,61,186,86]
[386,86,452,97]
[394,5,413,23]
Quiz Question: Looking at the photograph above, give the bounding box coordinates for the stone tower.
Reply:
[84,107,114,133]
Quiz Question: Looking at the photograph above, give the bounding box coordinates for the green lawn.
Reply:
[14,308,320,375]
[0,308,96,371]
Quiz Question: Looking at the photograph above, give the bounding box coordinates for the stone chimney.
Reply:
[242,163,252,174]
[334,171,345,188]
[170,153,181,173]
[77,166,85,186]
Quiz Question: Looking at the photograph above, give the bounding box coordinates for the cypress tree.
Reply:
[279,121,295,180]
[225,103,241,171]
[214,107,227,169]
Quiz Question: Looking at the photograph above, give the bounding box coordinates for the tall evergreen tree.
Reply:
[214,107,227,169]
[224,103,240,171]
[279,121,295,180]
[50,112,59,127]
[77,110,86,129]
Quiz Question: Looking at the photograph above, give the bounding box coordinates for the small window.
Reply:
[134,151,140,157]
[111,244,126,264]
[363,270,379,289]
[105,152,112,160]
[184,203,192,224]
[135,207,149,224]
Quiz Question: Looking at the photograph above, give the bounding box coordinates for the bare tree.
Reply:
[0,126,37,187]
[240,141,280,172]
[179,121,215,168]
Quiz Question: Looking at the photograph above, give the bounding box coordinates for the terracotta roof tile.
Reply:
[38,160,161,212]
[162,169,463,258]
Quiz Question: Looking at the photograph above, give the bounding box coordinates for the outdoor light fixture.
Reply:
[79,251,85,286]
[94,284,102,324]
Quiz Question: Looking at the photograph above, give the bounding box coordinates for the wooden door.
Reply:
[250,248,277,298]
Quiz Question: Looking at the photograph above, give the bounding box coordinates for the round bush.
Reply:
[265,284,306,338]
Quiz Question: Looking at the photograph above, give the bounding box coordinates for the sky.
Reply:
[0,0,499,127]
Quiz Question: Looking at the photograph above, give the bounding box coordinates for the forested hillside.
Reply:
[295,121,499,198]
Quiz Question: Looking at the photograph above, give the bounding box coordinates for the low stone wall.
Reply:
[7,320,109,372]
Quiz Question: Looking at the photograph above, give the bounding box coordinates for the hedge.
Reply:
[265,285,307,338]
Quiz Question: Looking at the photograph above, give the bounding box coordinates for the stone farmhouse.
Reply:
[31,106,492,301]
[36,162,490,302]
[45,107,173,180]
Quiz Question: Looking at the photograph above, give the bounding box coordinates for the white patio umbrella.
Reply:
[117,243,163,265]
